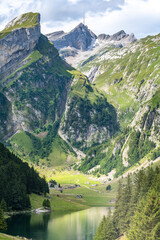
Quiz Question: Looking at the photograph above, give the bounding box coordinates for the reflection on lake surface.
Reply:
[7,207,113,240]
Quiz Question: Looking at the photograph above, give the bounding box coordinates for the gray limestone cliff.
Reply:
[0,12,40,80]
[46,23,97,51]
[0,13,73,140]
[98,30,137,43]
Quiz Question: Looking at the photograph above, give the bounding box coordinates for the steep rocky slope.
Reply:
[0,13,72,139]
[1,12,159,177]
[0,12,40,80]
[0,13,118,166]
[77,34,160,176]
[46,25,136,66]
[59,70,119,151]
[46,23,97,51]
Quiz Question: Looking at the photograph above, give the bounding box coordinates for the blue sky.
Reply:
[0,0,160,38]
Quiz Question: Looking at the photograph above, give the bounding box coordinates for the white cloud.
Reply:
[0,0,160,38]
[85,0,160,38]
[68,0,80,4]
[0,0,42,31]
[41,0,160,38]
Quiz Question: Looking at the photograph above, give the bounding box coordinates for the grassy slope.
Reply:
[3,34,75,165]
[9,131,35,153]
[68,69,101,103]
[80,35,160,128]
[0,12,39,40]
[0,233,28,240]
[76,34,160,176]
[47,135,76,166]
[118,236,128,240]
[8,130,76,167]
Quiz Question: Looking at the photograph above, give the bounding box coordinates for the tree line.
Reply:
[95,165,160,240]
[0,142,49,212]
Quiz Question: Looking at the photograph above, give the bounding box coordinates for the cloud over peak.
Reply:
[0,0,160,39]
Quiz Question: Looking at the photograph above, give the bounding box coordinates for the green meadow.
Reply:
[30,170,119,212]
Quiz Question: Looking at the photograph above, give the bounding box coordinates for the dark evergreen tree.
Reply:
[0,199,7,212]
[42,199,51,209]
[94,216,107,240]
[0,208,7,232]
[127,190,160,240]
[106,185,111,191]
[95,167,160,240]
[94,214,117,240]
[0,143,49,211]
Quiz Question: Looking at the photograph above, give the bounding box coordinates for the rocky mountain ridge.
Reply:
[0,12,159,179]
[77,33,160,176]
[0,12,118,167]
[46,23,97,51]
[97,29,136,44]
[46,24,136,66]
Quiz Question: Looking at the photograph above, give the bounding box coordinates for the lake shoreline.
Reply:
[7,207,113,240]
[0,232,29,240]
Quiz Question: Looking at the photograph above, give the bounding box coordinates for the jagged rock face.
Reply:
[131,103,160,145]
[98,34,110,41]
[53,26,137,68]
[47,23,97,51]
[0,35,72,136]
[98,30,136,43]
[110,30,127,41]
[0,13,40,79]
[110,30,136,42]
[0,92,14,139]
[0,13,73,140]
[60,91,119,150]
[46,31,65,41]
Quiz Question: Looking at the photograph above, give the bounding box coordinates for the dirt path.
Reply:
[112,157,160,183]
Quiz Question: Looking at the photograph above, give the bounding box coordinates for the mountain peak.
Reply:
[4,12,40,31]
[74,22,90,30]
[47,22,97,51]
[70,22,88,33]
[70,22,97,40]
[76,22,86,28]
[0,12,41,75]
[98,29,137,43]
[110,30,127,40]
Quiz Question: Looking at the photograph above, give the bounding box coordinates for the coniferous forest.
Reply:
[95,166,160,240]
[0,143,49,211]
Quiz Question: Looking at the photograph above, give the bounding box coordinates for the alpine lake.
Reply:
[7,207,113,240]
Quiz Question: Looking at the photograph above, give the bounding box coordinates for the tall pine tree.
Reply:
[0,208,7,232]
[127,190,160,240]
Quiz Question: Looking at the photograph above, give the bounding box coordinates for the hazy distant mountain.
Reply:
[46,25,136,66]
[46,23,97,51]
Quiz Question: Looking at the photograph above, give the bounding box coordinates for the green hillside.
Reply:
[0,12,160,179]
[0,12,119,168]
[76,33,160,177]
[0,12,40,40]
[60,70,119,151]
